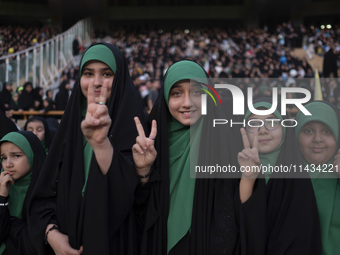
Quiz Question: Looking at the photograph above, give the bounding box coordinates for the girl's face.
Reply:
[25,84,33,93]
[298,121,337,164]
[246,113,283,154]
[168,80,202,126]
[0,142,30,180]
[6,84,12,92]
[12,93,18,102]
[80,61,114,101]
[26,120,45,142]
[47,90,53,98]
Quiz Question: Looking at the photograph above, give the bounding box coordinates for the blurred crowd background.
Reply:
[1,0,340,127]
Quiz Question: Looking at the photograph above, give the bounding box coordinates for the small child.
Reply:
[0,131,46,254]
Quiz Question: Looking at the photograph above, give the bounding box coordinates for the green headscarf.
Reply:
[164,60,207,254]
[295,101,340,255]
[245,101,285,183]
[80,44,117,74]
[295,102,339,147]
[0,132,33,254]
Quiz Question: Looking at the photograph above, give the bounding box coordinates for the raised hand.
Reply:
[0,170,14,197]
[238,128,261,179]
[81,80,113,175]
[81,79,112,147]
[132,117,157,180]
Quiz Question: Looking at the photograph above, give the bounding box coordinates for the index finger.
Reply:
[98,80,109,104]
[87,80,95,104]
[134,117,146,137]
[240,128,250,149]
[149,120,157,140]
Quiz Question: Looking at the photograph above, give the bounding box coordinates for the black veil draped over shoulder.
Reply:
[140,72,242,255]
[28,43,147,255]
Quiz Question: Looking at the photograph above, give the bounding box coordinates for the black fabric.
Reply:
[0,83,13,110]
[41,99,55,113]
[33,87,43,111]
[239,97,322,255]
[45,118,59,140]
[54,80,70,110]
[323,48,338,78]
[0,102,18,140]
[0,131,46,255]
[72,38,80,56]
[28,43,148,255]
[140,68,242,255]
[43,90,55,113]
[8,99,19,111]
[18,82,35,111]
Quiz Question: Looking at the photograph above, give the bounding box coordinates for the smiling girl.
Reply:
[133,60,241,255]
[295,101,340,255]
[28,43,147,255]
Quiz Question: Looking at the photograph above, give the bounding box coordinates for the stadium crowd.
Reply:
[1,21,340,116]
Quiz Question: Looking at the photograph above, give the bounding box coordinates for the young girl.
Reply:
[24,116,53,154]
[0,131,46,254]
[133,60,241,255]
[28,43,148,254]
[237,98,321,255]
[295,101,340,255]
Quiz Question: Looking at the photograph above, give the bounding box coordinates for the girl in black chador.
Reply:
[28,43,147,255]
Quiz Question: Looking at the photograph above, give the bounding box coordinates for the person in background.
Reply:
[33,87,44,111]
[147,79,160,111]
[18,82,35,112]
[0,82,13,110]
[55,80,71,111]
[0,102,18,140]
[8,92,19,111]
[24,116,53,155]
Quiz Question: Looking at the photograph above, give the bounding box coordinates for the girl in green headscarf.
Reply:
[0,131,46,254]
[238,97,321,255]
[295,101,340,255]
[28,43,147,255]
[134,60,241,255]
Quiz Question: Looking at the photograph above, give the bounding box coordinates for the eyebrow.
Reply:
[0,151,24,156]
[171,84,181,89]
[191,84,201,89]
[82,67,113,72]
